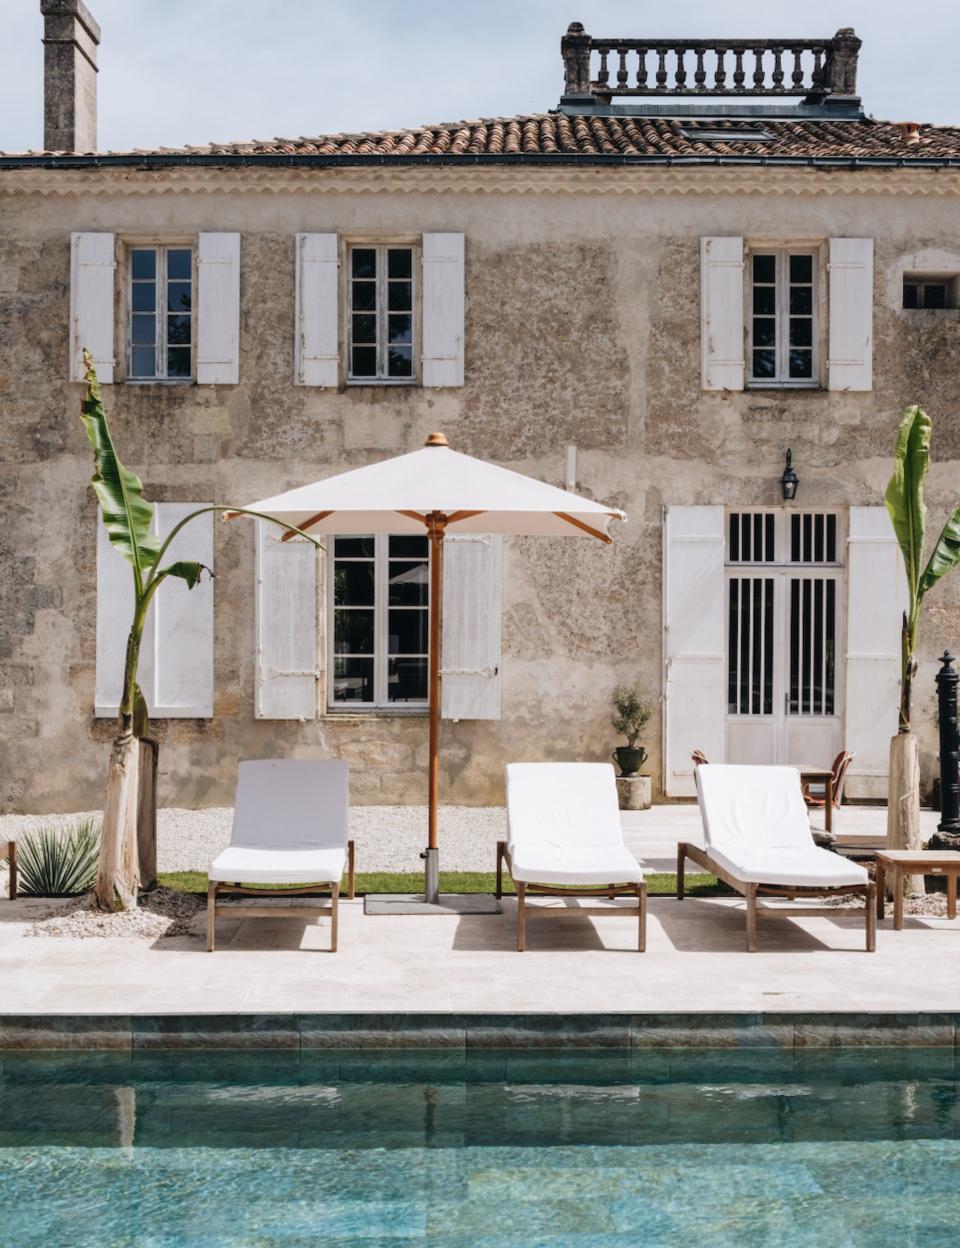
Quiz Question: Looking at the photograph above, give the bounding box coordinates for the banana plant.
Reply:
[884,404,960,732]
[81,352,320,908]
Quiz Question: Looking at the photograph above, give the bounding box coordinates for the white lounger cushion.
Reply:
[506,762,644,886]
[696,764,868,889]
[208,758,349,885]
[208,845,346,885]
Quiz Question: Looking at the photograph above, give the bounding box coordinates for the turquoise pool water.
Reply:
[2,1046,960,1246]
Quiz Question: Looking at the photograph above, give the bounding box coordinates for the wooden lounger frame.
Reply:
[677,841,876,953]
[207,840,355,952]
[2,841,16,900]
[496,840,646,952]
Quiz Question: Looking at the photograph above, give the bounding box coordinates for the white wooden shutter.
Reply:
[663,505,726,796]
[96,504,214,718]
[70,232,115,383]
[844,506,904,799]
[295,232,339,386]
[441,534,502,720]
[255,520,318,720]
[828,238,873,391]
[700,236,744,391]
[197,232,241,384]
[422,232,465,387]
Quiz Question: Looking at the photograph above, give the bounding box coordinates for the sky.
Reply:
[2,0,959,153]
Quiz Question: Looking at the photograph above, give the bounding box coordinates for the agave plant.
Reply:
[884,405,960,732]
[17,818,101,897]
[81,353,321,911]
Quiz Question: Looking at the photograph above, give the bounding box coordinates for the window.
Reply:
[748,250,817,385]
[330,534,429,708]
[128,245,194,380]
[348,245,416,382]
[903,275,958,309]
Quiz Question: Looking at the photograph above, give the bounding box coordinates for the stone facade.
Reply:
[0,159,958,814]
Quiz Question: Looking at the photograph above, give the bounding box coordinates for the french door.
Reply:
[725,510,844,766]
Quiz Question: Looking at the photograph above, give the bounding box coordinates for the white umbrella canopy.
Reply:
[230,433,626,908]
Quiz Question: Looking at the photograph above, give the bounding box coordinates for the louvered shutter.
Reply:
[152,505,214,717]
[828,238,873,391]
[70,232,115,383]
[255,520,318,720]
[422,232,465,387]
[700,236,744,391]
[663,505,726,796]
[844,506,904,799]
[96,504,214,718]
[441,534,502,720]
[295,233,339,386]
[197,232,241,384]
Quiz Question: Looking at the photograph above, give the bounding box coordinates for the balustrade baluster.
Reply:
[617,47,628,88]
[674,46,687,88]
[772,47,784,89]
[752,48,765,89]
[791,48,804,89]
[656,47,668,87]
[733,49,745,91]
[597,48,609,87]
[714,47,727,90]
[811,47,824,90]
[694,47,706,90]
[636,46,648,89]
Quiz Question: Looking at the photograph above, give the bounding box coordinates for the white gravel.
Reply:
[0,805,507,875]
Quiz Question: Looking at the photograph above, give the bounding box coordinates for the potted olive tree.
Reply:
[611,684,652,810]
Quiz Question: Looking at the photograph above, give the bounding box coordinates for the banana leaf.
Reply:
[80,351,159,587]
[919,506,960,598]
[884,404,931,605]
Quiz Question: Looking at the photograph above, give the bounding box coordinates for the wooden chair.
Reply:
[691,750,710,768]
[803,751,855,810]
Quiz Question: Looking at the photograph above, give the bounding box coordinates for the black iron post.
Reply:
[936,651,960,839]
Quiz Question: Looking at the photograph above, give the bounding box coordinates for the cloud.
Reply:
[2,0,958,153]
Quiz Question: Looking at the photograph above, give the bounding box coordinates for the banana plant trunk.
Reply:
[888,732,924,896]
[96,733,141,911]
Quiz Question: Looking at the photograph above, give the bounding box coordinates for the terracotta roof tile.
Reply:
[6,114,960,163]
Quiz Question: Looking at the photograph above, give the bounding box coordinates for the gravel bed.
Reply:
[0,805,507,875]
[24,888,204,940]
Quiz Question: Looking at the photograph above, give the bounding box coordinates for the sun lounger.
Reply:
[496,762,646,952]
[207,759,355,952]
[678,763,875,952]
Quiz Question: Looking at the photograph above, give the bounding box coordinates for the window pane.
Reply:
[335,536,375,558]
[131,249,156,279]
[389,536,428,558]
[132,314,155,346]
[387,281,412,312]
[389,610,428,654]
[752,286,775,316]
[351,248,376,278]
[351,282,376,312]
[388,249,412,279]
[752,254,775,283]
[388,657,427,702]
[388,561,428,605]
[168,314,191,345]
[352,314,376,344]
[388,313,412,344]
[789,319,812,347]
[334,609,374,655]
[753,318,775,347]
[132,283,155,312]
[351,346,377,377]
[789,254,813,283]
[166,347,191,377]
[334,562,375,606]
[924,284,948,309]
[789,287,812,315]
[130,347,156,377]
[789,350,813,378]
[752,349,776,378]
[332,657,374,703]
[167,281,192,312]
[903,282,919,309]
[388,346,413,377]
[167,249,192,280]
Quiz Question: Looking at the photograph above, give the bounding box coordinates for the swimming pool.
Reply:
[2,1046,959,1246]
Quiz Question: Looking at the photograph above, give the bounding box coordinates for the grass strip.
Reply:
[158,870,722,897]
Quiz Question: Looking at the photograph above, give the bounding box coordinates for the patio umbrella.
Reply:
[229,432,626,908]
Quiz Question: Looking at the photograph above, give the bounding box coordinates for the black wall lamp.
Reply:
[780,449,799,501]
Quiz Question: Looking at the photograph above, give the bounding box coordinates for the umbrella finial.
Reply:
[424,431,448,447]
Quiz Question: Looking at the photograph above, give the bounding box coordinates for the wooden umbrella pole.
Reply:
[427,513,445,858]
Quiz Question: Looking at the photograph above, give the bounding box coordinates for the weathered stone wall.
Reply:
[1,168,958,812]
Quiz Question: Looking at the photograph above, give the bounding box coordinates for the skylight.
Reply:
[679,127,775,143]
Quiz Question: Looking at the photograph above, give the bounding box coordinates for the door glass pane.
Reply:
[388,561,428,606]
[332,657,374,703]
[388,609,428,655]
[388,657,427,702]
[788,575,836,717]
[728,576,773,716]
[334,609,374,655]
[335,562,375,606]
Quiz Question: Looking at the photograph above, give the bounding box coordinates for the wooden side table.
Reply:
[875,850,960,930]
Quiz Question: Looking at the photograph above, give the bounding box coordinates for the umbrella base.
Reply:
[363,893,502,916]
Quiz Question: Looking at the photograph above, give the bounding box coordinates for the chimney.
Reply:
[41,0,100,152]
